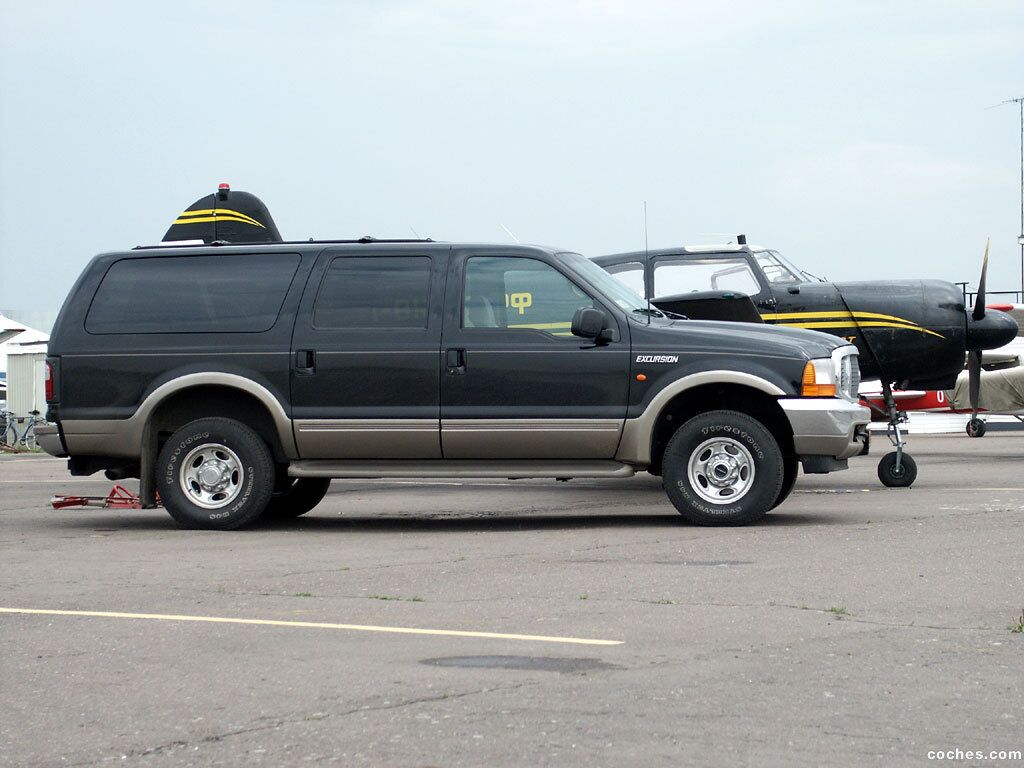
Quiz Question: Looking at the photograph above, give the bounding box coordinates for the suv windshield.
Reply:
[558,252,649,314]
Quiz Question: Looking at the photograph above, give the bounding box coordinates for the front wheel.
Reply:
[877,451,916,487]
[771,453,799,510]
[157,417,274,530]
[662,410,784,526]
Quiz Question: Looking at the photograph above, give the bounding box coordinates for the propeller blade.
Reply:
[972,238,990,321]
[968,349,982,413]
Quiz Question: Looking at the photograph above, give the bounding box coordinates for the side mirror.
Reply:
[571,307,607,340]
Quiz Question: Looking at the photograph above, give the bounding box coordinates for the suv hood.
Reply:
[632,316,848,361]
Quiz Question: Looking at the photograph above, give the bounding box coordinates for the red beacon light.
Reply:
[217,182,230,200]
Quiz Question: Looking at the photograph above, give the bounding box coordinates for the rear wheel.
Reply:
[157,417,274,530]
[262,477,331,521]
[662,410,784,526]
[966,417,986,438]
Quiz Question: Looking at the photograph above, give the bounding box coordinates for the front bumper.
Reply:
[779,398,870,464]
[34,422,67,458]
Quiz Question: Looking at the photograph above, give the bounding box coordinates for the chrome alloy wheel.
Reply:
[178,443,245,509]
[686,436,756,504]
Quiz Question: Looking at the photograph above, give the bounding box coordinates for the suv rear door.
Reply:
[439,247,630,459]
[290,246,447,458]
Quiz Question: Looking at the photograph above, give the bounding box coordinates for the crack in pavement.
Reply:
[60,681,538,767]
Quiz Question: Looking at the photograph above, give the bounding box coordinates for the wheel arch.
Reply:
[141,375,296,462]
[616,372,795,469]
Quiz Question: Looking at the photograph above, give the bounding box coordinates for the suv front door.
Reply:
[440,248,630,459]
[290,246,447,458]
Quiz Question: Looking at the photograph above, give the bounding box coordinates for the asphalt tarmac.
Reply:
[2,434,1023,767]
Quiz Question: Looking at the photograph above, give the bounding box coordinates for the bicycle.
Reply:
[1,409,46,451]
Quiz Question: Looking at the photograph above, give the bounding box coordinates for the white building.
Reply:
[0,314,49,416]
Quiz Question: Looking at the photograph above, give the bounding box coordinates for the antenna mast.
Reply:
[991,96,1024,300]
[643,201,651,323]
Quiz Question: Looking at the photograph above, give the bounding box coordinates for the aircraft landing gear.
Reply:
[876,381,917,488]
[966,417,986,438]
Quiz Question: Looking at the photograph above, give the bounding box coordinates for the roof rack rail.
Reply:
[133,237,436,250]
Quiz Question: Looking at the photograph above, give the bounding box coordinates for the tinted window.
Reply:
[314,256,431,329]
[463,257,595,337]
[86,253,300,334]
[654,257,761,296]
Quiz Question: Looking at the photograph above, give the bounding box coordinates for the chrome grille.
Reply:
[839,351,861,401]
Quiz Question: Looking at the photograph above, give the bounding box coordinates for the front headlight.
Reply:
[801,358,837,397]
[802,347,860,399]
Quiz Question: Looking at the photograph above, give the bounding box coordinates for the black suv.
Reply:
[36,241,869,529]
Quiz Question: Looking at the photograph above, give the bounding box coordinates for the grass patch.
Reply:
[368,594,424,602]
[293,592,313,598]
[828,606,848,616]
[1009,610,1024,634]
[578,594,588,600]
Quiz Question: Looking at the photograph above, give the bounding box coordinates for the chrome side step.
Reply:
[288,460,636,480]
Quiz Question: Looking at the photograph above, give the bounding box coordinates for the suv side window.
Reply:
[654,257,761,296]
[313,256,431,329]
[86,253,300,334]
[463,257,595,338]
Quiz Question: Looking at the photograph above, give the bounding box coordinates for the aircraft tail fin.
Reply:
[162,184,283,244]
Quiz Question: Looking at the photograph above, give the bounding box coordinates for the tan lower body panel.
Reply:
[294,419,440,459]
[289,459,635,479]
[441,419,624,459]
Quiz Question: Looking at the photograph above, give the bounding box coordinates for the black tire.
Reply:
[966,418,987,438]
[771,453,799,510]
[157,417,274,530]
[877,451,916,488]
[262,477,331,521]
[662,410,784,526]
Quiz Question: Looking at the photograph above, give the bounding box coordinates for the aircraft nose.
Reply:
[966,308,1019,350]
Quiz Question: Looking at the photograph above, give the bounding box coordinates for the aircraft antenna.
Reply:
[644,201,652,324]
[409,225,422,239]
[989,96,1024,300]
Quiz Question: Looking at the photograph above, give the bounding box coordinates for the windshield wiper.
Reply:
[631,307,667,319]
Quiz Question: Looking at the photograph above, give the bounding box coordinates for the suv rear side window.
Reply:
[313,256,431,329]
[86,253,301,334]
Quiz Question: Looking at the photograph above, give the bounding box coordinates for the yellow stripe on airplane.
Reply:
[776,320,944,338]
[174,208,265,227]
[173,215,266,228]
[761,310,924,326]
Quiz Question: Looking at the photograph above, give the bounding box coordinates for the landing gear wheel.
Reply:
[966,418,987,438]
[662,410,783,526]
[262,477,331,521]
[877,451,917,488]
[771,453,799,510]
[157,417,274,530]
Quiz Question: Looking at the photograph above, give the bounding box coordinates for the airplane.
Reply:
[861,302,1024,437]
[594,238,1019,487]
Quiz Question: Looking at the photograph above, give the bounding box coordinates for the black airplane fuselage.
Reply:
[593,247,1017,390]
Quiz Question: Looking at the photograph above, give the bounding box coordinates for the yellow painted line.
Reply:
[0,607,623,646]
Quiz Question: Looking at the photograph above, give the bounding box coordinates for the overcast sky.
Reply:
[1,1,1022,310]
